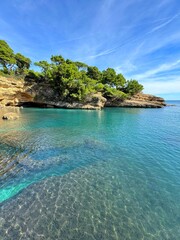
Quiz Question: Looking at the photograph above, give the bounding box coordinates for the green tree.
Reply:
[102,68,116,87]
[52,62,80,99]
[115,73,126,89]
[34,61,50,73]
[102,69,127,89]
[66,59,74,64]
[124,80,143,95]
[0,40,15,73]
[104,85,127,100]
[51,55,65,65]
[74,61,88,71]
[87,66,102,81]
[34,61,52,81]
[25,70,42,82]
[15,53,31,74]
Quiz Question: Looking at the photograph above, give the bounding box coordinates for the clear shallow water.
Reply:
[0,102,180,239]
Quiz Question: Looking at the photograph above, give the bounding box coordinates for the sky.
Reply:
[0,0,180,99]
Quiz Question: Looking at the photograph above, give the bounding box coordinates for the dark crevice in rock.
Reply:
[20,102,55,108]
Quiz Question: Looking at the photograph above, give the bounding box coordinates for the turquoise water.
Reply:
[0,102,180,239]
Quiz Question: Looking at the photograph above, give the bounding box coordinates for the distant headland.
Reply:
[0,40,166,110]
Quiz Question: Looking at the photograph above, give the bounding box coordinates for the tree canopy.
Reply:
[15,53,31,74]
[0,40,15,72]
[124,80,144,96]
[0,40,31,74]
[0,39,144,101]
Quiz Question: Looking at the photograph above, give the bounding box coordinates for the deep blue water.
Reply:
[0,102,180,239]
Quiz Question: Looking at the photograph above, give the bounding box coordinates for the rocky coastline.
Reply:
[0,76,166,113]
[105,93,166,108]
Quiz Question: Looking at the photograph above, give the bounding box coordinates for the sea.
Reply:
[0,101,180,239]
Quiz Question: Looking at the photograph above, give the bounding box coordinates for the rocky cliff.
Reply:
[0,76,106,110]
[0,76,166,109]
[0,77,33,107]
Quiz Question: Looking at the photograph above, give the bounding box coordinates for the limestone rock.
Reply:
[0,76,33,107]
[0,76,166,109]
[105,93,166,108]
[42,93,107,110]
[85,93,107,109]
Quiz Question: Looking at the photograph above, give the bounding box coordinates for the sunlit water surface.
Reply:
[0,102,180,239]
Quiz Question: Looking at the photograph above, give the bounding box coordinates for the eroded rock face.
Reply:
[105,93,166,108]
[0,77,166,109]
[85,93,107,109]
[43,92,107,110]
[0,77,106,110]
[0,77,33,107]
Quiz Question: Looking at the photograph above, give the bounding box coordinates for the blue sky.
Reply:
[0,0,180,99]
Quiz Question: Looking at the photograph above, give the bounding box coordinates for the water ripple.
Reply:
[0,106,180,239]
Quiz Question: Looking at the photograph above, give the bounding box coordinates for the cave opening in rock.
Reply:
[20,102,55,108]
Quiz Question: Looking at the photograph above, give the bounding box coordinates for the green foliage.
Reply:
[104,85,127,100]
[0,69,11,77]
[66,59,73,64]
[51,62,80,99]
[124,80,144,95]
[52,62,98,101]
[0,40,16,72]
[34,61,53,81]
[51,55,65,65]
[15,53,31,74]
[0,38,144,102]
[115,73,126,89]
[102,68,116,86]
[74,61,88,71]
[87,66,102,81]
[25,70,42,81]
[94,83,104,92]
[0,40,32,76]
[102,68,126,89]
[34,61,50,73]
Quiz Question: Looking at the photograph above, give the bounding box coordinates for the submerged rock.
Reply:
[2,112,19,120]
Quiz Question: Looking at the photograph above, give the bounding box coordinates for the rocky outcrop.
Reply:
[105,93,166,108]
[36,93,107,110]
[0,76,166,109]
[0,76,33,107]
[0,76,107,110]
[85,93,107,108]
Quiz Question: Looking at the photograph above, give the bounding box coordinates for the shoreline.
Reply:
[0,76,166,111]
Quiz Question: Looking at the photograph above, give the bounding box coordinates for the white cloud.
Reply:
[115,61,137,74]
[133,59,180,80]
[147,13,179,34]
[143,78,180,95]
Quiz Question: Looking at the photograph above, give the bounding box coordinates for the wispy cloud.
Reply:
[133,59,180,80]
[0,18,29,50]
[148,13,180,34]
[143,78,180,95]
[0,0,180,98]
[81,48,116,60]
[115,61,137,74]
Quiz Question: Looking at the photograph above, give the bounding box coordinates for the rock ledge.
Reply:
[105,93,166,108]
